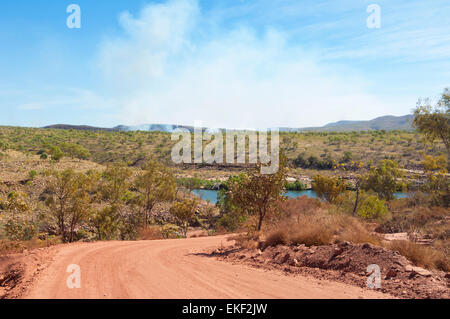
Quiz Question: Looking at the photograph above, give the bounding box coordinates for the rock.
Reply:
[256,249,262,256]
[405,265,433,277]
[385,268,398,279]
[280,253,291,264]
[383,232,409,241]
[338,241,350,248]
[289,258,299,267]
[394,256,410,268]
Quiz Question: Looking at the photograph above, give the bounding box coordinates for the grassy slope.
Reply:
[0,126,447,178]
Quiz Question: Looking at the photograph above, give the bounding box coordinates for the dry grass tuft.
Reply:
[0,236,62,256]
[388,240,449,271]
[230,197,383,250]
[289,224,333,247]
[336,216,380,245]
[262,230,290,248]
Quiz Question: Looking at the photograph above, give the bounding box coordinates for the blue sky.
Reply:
[1,0,449,128]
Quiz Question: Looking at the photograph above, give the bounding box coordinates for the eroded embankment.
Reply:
[210,241,450,299]
[0,246,58,299]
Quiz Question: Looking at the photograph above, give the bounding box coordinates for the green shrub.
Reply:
[28,170,38,180]
[216,211,247,232]
[358,195,389,219]
[285,180,307,191]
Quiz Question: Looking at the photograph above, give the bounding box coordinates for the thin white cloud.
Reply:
[16,88,112,111]
[96,0,424,128]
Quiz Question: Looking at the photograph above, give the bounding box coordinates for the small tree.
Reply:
[49,145,64,162]
[227,156,288,231]
[91,164,134,240]
[413,88,450,168]
[100,163,132,205]
[357,195,389,220]
[178,175,203,196]
[135,160,176,227]
[44,169,92,242]
[92,206,122,240]
[421,155,449,207]
[67,175,92,242]
[312,175,346,204]
[361,160,405,201]
[169,198,198,237]
[0,191,36,241]
[61,143,91,161]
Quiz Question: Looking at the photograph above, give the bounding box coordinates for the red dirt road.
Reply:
[23,236,391,299]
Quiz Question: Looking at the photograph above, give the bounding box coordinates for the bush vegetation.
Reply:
[0,89,448,274]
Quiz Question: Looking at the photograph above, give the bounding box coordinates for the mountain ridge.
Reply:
[43,114,414,133]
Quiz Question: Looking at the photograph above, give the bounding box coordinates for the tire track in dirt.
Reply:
[23,236,391,299]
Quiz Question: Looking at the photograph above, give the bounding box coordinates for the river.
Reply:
[192,189,407,204]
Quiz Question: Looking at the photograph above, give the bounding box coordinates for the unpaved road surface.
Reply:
[23,236,391,299]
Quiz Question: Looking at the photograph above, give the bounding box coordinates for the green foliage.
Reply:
[0,124,444,172]
[226,156,288,231]
[285,180,307,191]
[312,175,346,203]
[293,153,333,169]
[216,210,247,232]
[100,163,132,204]
[0,192,36,241]
[169,198,198,237]
[28,170,38,180]
[0,140,8,151]
[161,224,181,239]
[413,88,450,166]
[91,206,122,240]
[342,151,353,163]
[357,195,389,220]
[420,156,449,207]
[176,176,203,192]
[135,159,176,227]
[44,169,93,242]
[49,145,64,161]
[60,143,91,160]
[361,160,405,200]
[177,177,223,191]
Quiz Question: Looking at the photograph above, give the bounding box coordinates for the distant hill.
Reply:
[286,115,415,132]
[113,124,195,133]
[44,124,117,132]
[44,115,415,133]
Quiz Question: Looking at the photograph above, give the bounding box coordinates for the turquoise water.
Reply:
[192,189,219,203]
[192,189,407,204]
[285,190,318,199]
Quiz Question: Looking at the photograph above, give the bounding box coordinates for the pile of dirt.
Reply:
[211,241,449,299]
[0,246,58,299]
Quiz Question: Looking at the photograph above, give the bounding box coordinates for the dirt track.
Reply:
[23,236,391,299]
